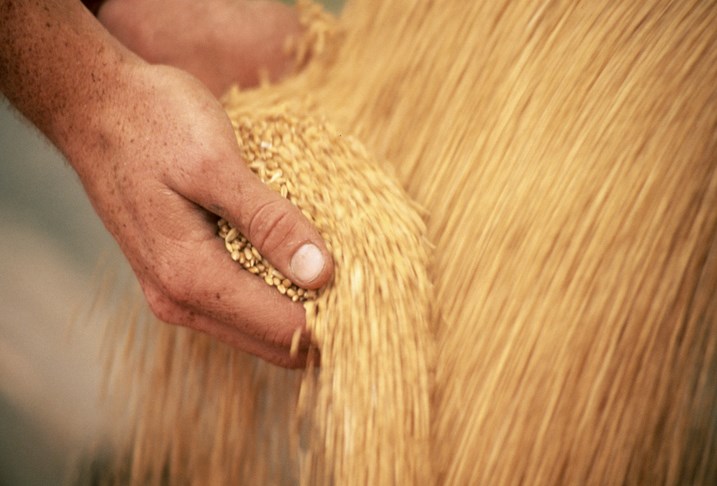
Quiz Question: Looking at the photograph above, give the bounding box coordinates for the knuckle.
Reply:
[162,278,194,308]
[247,199,301,255]
[143,285,181,324]
[152,262,196,308]
[193,152,219,174]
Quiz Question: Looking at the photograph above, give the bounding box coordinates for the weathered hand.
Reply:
[0,0,324,366]
[97,0,301,95]
[70,62,332,367]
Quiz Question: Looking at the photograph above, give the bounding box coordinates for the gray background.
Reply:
[0,102,123,485]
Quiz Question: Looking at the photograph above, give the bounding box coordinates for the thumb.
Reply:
[178,155,333,290]
[233,176,333,289]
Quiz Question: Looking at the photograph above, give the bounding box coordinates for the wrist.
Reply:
[52,48,145,161]
[59,55,148,179]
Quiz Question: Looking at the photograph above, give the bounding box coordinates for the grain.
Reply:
[290,327,303,359]
[100,0,717,484]
[218,215,315,303]
[222,94,433,485]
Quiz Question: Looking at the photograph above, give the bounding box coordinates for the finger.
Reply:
[143,251,316,368]
[181,312,313,369]
[172,144,334,290]
[146,238,313,342]
[140,196,318,356]
[135,183,320,367]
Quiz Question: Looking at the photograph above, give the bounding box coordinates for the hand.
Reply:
[70,62,333,367]
[97,0,301,96]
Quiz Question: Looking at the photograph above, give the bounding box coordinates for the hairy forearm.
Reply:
[0,0,138,159]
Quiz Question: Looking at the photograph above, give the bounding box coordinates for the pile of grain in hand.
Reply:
[101,90,433,485]
[217,218,318,303]
[229,92,434,485]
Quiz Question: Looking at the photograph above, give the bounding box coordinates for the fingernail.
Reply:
[290,243,325,285]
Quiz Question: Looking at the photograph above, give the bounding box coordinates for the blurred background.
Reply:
[0,101,123,485]
[0,1,344,484]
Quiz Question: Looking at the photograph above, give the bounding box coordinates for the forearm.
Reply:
[0,0,139,161]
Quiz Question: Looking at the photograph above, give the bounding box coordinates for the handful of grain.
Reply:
[215,108,324,302]
[99,3,433,483]
[219,89,434,484]
[217,219,317,302]
[102,87,435,485]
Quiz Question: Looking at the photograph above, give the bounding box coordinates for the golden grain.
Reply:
[290,327,303,359]
[225,228,238,242]
[101,0,717,484]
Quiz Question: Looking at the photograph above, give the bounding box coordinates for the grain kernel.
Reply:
[225,228,238,241]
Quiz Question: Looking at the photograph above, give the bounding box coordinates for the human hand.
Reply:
[96,0,301,96]
[69,62,333,367]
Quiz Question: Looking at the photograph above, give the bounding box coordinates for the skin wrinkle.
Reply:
[249,199,301,255]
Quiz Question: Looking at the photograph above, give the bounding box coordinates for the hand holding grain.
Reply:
[75,64,333,367]
[0,0,331,367]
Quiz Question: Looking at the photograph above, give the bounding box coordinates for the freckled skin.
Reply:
[0,0,333,368]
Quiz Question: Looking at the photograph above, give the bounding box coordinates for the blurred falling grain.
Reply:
[104,0,717,484]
